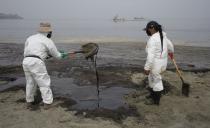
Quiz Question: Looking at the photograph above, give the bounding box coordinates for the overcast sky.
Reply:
[0,0,209,20]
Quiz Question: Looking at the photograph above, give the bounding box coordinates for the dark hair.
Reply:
[158,24,163,53]
[145,21,163,52]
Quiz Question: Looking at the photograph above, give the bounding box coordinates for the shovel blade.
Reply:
[182,83,190,97]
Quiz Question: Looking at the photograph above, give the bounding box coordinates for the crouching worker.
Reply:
[143,21,174,105]
[22,22,69,110]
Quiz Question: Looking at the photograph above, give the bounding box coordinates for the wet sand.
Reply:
[0,42,210,128]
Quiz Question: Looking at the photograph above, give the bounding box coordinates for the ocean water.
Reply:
[0,18,210,47]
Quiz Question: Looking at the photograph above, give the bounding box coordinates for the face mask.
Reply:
[146,29,151,36]
[47,32,52,38]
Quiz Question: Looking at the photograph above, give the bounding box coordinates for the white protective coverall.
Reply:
[22,33,62,104]
[144,32,174,91]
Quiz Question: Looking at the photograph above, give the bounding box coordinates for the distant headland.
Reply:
[0,13,23,20]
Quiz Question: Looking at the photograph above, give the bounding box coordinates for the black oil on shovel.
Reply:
[172,58,190,97]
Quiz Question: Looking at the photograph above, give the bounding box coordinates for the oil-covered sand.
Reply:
[0,42,210,128]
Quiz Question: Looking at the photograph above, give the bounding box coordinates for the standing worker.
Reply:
[22,22,69,109]
[143,21,174,105]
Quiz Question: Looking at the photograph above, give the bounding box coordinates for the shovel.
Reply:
[172,58,190,97]
[68,43,99,60]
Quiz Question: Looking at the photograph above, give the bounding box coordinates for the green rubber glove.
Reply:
[60,52,68,59]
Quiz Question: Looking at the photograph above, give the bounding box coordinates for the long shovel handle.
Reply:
[172,59,184,83]
[172,58,190,97]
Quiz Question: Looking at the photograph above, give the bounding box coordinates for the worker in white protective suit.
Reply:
[22,22,70,110]
[143,21,174,105]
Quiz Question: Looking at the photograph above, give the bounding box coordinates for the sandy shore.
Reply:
[0,42,210,128]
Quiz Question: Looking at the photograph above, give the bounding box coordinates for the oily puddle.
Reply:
[41,65,145,121]
[51,77,141,122]
[49,66,145,122]
[49,66,144,110]
[51,66,143,122]
[51,77,135,109]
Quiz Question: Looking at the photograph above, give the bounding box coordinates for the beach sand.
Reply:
[0,42,210,128]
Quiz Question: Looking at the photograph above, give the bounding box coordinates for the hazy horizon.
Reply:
[1,0,210,47]
[0,0,210,20]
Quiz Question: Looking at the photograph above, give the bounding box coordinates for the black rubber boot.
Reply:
[26,102,37,110]
[153,91,162,105]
